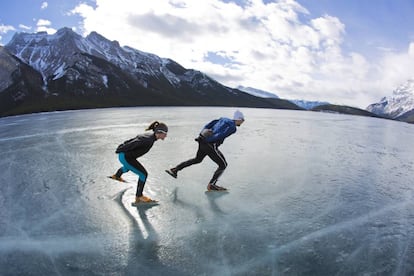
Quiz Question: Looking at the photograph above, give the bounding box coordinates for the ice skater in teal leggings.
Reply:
[110,121,168,204]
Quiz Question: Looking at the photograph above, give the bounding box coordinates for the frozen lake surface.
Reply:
[1,107,414,275]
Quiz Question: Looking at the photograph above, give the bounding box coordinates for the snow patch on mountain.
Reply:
[367,79,414,118]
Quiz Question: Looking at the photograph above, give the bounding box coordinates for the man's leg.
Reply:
[206,144,227,189]
[167,142,207,177]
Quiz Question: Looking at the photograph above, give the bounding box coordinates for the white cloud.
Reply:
[409,42,414,56]
[19,24,32,30]
[377,47,414,90]
[0,24,15,33]
[37,19,52,27]
[36,19,56,34]
[41,2,48,10]
[311,15,344,46]
[0,25,15,44]
[70,0,414,108]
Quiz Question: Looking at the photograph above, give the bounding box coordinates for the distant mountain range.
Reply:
[236,86,329,110]
[0,27,299,117]
[238,81,414,124]
[312,104,386,119]
[1,27,413,124]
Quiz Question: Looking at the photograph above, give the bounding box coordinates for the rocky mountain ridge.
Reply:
[0,27,299,117]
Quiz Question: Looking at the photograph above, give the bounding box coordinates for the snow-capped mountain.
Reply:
[1,27,300,116]
[367,79,414,119]
[237,85,279,98]
[288,99,329,110]
[5,27,206,94]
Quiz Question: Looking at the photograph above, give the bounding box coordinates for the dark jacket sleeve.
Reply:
[116,133,154,154]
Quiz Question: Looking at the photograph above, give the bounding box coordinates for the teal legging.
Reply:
[118,152,147,182]
[117,152,148,197]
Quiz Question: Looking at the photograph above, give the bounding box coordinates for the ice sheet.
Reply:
[1,107,414,275]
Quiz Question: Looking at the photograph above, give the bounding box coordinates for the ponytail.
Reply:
[146,121,160,131]
[146,121,168,133]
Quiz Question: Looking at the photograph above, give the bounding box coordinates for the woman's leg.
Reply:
[116,153,131,174]
[119,153,148,197]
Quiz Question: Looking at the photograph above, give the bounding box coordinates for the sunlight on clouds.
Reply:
[36,19,56,34]
[70,0,414,108]
[378,48,414,92]
[0,24,16,33]
[311,15,344,46]
[19,24,32,30]
[0,25,15,44]
[41,2,48,10]
[409,42,414,56]
[37,19,52,27]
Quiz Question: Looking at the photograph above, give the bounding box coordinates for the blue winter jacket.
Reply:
[201,117,237,144]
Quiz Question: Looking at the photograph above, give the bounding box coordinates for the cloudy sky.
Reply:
[1,0,414,108]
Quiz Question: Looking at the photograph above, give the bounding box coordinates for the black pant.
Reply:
[175,141,227,185]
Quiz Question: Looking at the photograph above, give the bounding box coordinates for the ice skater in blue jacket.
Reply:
[166,110,245,191]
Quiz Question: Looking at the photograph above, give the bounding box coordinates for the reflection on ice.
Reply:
[121,188,159,240]
[1,107,414,275]
[0,234,104,254]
